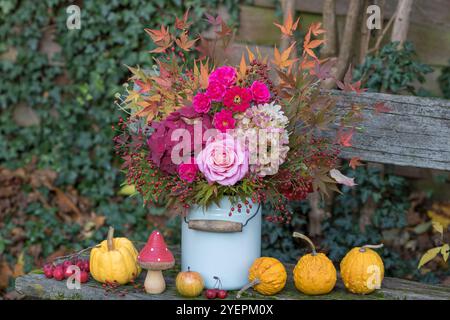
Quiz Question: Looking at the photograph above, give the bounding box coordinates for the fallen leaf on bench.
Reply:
[0,261,13,290]
[330,169,356,187]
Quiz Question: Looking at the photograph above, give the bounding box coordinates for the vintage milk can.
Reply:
[181,197,262,290]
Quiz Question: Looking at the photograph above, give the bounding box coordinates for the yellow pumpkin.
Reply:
[90,227,141,285]
[175,267,204,298]
[340,244,384,294]
[236,257,287,298]
[292,232,336,295]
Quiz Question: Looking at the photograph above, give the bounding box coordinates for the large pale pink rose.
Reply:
[196,134,248,186]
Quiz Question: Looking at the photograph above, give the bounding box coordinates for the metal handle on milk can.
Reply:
[184,203,261,233]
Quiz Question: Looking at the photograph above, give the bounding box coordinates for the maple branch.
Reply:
[368,6,397,55]
[334,0,362,82]
[321,0,338,58]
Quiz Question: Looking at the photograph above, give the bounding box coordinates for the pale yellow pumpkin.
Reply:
[292,232,336,295]
[340,244,384,294]
[236,257,287,298]
[90,227,141,285]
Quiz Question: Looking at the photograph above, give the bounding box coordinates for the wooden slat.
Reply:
[330,90,450,171]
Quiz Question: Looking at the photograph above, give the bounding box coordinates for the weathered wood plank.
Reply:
[15,263,450,300]
[330,90,450,171]
[253,0,450,29]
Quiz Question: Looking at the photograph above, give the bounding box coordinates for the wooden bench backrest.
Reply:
[332,90,450,171]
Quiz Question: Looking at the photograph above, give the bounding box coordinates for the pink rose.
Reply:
[209,66,237,87]
[193,92,211,113]
[223,86,252,112]
[250,81,271,103]
[178,160,199,183]
[213,109,236,133]
[206,81,226,102]
[196,134,248,186]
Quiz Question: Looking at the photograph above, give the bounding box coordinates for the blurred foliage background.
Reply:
[0,0,449,296]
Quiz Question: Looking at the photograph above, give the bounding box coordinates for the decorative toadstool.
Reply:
[138,230,175,294]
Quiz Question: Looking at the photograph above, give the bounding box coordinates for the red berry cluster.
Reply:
[239,59,279,102]
[43,258,90,283]
[228,200,254,217]
[113,118,194,209]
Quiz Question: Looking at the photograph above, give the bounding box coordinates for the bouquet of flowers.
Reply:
[114,11,365,221]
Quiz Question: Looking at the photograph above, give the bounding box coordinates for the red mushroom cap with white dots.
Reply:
[137,230,175,270]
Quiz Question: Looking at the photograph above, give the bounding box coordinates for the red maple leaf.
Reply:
[374,101,392,114]
[337,128,354,147]
[135,80,151,94]
[273,11,300,37]
[145,25,170,43]
[311,58,335,80]
[336,66,367,94]
[204,13,222,26]
[175,32,198,52]
[215,21,232,37]
[175,9,192,30]
[349,157,363,170]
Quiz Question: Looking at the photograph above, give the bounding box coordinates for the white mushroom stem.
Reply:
[144,270,166,294]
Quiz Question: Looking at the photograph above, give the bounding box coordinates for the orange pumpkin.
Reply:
[236,257,287,298]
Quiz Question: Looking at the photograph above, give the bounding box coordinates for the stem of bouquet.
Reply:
[280,0,296,54]
[307,191,327,236]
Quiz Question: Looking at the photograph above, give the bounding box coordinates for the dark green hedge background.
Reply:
[0,0,241,276]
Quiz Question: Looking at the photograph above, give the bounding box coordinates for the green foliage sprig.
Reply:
[438,61,450,99]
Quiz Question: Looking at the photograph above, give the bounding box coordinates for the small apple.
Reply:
[175,267,204,298]
[82,260,90,272]
[53,266,65,281]
[43,263,54,278]
[75,259,84,270]
[79,270,89,283]
[64,267,75,279]
[62,260,72,270]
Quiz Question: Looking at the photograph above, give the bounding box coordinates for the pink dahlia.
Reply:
[250,81,271,103]
[178,159,198,182]
[206,81,226,102]
[223,86,252,112]
[213,109,236,133]
[192,92,211,113]
[208,66,237,87]
[196,134,248,186]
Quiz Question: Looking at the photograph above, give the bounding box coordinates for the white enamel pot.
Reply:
[181,197,262,290]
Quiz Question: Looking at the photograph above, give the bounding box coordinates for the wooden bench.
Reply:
[14,91,450,300]
[14,246,450,300]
